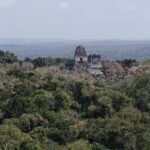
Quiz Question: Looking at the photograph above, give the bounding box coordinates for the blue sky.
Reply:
[0,0,150,40]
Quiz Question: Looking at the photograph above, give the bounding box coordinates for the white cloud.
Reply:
[115,0,138,12]
[0,0,16,7]
[58,1,69,10]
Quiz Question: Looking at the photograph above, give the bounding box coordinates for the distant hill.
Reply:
[0,39,150,60]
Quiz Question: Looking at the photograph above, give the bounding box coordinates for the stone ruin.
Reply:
[74,45,104,76]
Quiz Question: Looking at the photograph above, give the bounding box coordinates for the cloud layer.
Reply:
[0,0,16,7]
[0,0,150,39]
[58,1,70,10]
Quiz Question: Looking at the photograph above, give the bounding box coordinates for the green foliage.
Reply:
[64,59,74,70]
[118,59,136,68]
[92,143,110,150]
[32,57,48,68]
[66,139,92,150]
[0,50,17,63]
[111,92,132,111]
[119,106,142,123]
[82,118,141,150]
[8,66,26,79]
[113,73,150,112]
[34,94,55,113]
[29,56,74,70]
[54,90,74,111]
[0,124,45,150]
[0,53,149,149]
[19,114,48,133]
[43,80,59,91]
[69,82,132,118]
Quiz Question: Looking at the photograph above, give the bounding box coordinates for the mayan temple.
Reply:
[74,45,104,76]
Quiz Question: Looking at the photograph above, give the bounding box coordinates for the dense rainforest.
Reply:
[0,50,150,150]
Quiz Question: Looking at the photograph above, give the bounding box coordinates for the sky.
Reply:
[0,0,150,40]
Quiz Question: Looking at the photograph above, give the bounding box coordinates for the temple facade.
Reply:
[74,45,104,76]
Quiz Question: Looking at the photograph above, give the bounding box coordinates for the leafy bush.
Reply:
[0,50,17,63]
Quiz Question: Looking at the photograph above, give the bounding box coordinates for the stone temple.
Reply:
[74,45,104,76]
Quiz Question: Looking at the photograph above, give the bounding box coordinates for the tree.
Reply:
[19,114,48,133]
[66,140,92,150]
[34,94,55,113]
[54,90,74,111]
[0,50,17,64]
[111,92,133,111]
[113,73,150,112]
[117,59,136,68]
[82,118,138,150]
[119,106,142,123]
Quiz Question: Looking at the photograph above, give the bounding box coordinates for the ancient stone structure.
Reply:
[74,45,88,70]
[74,45,88,63]
[74,45,104,76]
[88,54,103,75]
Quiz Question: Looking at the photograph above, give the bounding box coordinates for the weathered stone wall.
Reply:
[75,56,88,62]
[89,63,103,69]
[88,68,103,76]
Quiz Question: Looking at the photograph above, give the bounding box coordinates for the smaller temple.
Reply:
[74,45,104,76]
[88,54,103,75]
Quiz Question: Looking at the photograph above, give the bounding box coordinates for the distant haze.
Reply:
[0,0,150,40]
[0,39,150,60]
